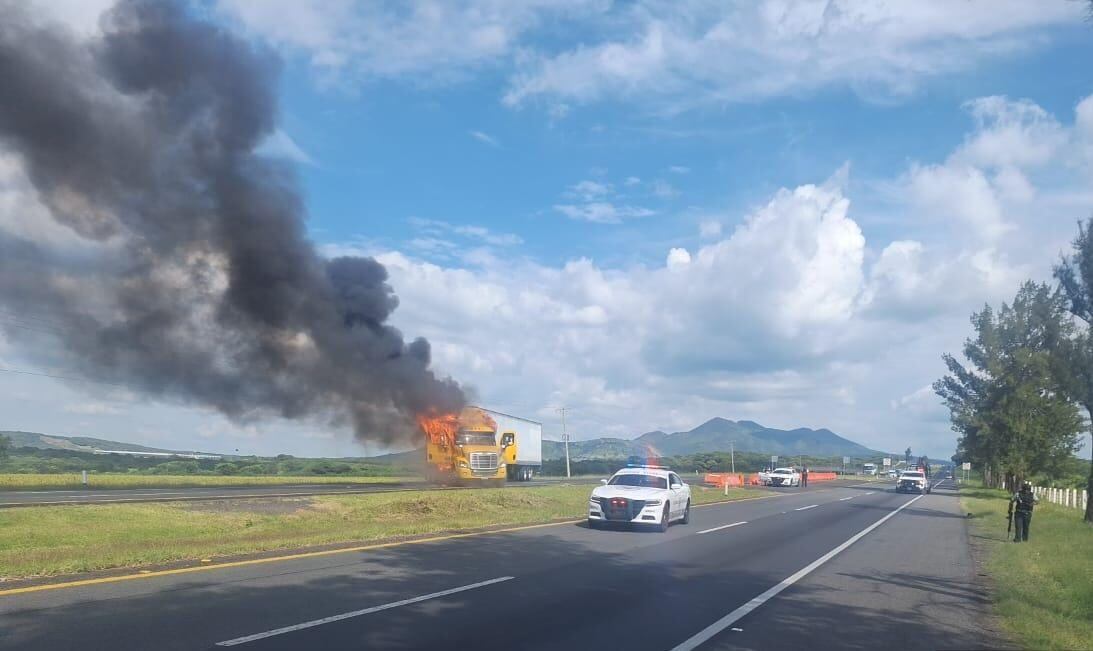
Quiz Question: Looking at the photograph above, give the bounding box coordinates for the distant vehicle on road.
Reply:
[768,467,801,487]
[862,462,878,476]
[588,465,691,532]
[896,470,928,494]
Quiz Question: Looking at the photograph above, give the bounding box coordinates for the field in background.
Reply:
[962,486,1092,650]
[0,473,417,491]
[0,483,757,580]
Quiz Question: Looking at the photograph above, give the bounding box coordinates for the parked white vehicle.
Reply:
[588,466,691,532]
[768,467,801,487]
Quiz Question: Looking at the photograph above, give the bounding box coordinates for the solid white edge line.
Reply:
[697,521,748,535]
[669,493,927,651]
[215,576,515,646]
[794,505,818,511]
[838,496,854,501]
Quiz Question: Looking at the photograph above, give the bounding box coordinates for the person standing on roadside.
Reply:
[1009,481,1037,542]
[801,466,809,488]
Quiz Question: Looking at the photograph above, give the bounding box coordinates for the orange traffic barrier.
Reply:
[808,472,838,481]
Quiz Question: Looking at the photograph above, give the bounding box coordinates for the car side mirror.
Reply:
[600,479,608,485]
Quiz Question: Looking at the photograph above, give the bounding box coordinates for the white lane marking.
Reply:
[864,492,875,496]
[670,494,926,651]
[794,505,818,511]
[838,496,854,501]
[697,521,748,535]
[216,576,515,646]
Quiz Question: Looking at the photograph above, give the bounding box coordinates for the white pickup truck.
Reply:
[895,470,928,494]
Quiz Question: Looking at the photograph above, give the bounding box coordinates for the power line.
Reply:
[0,366,128,388]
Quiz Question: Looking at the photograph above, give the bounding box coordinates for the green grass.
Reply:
[962,486,1093,650]
[0,473,417,491]
[0,483,759,580]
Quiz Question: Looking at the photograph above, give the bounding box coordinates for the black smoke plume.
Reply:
[0,0,464,442]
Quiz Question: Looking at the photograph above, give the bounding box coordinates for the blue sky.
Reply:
[3,0,1093,459]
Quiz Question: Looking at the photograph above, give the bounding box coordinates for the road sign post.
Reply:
[770,455,778,471]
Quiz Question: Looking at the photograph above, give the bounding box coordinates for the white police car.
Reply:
[587,465,691,532]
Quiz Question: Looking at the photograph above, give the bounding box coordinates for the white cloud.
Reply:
[217,0,604,85]
[953,96,1067,169]
[666,247,690,270]
[554,202,655,224]
[504,1,1082,110]
[256,129,315,166]
[555,177,655,223]
[906,163,1010,241]
[624,176,641,186]
[469,130,501,147]
[567,180,613,201]
[699,220,722,238]
[668,165,690,174]
[651,179,678,199]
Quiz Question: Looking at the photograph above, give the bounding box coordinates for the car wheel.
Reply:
[659,504,670,532]
[681,500,691,524]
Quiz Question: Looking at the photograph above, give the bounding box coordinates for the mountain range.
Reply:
[542,417,881,460]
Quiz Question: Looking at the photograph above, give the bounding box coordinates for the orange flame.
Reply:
[416,407,497,446]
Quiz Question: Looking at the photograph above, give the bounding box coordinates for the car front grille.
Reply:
[469,452,498,471]
[601,497,646,520]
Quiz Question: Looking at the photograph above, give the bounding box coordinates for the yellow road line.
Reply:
[0,490,792,597]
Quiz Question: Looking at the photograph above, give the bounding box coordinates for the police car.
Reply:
[587,464,691,532]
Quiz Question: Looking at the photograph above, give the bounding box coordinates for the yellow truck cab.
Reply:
[422,407,508,486]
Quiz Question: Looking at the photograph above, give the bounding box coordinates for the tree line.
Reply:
[935,219,1093,522]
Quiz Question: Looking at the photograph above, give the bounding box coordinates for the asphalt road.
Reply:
[0,478,1005,650]
[0,476,601,507]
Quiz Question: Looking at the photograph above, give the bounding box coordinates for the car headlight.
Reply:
[643,499,662,507]
[458,461,468,468]
[499,463,506,468]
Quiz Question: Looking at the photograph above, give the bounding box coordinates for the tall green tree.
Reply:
[1053,218,1093,523]
[0,433,9,460]
[935,282,1082,489]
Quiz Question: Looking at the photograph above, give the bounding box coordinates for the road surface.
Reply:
[0,478,1006,650]
[0,476,601,507]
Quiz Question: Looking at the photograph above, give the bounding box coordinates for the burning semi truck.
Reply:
[418,407,542,486]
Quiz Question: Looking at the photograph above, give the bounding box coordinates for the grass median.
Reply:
[961,486,1092,650]
[0,473,417,491]
[0,483,758,581]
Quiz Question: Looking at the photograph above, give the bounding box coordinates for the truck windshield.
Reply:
[455,431,495,446]
[609,474,668,489]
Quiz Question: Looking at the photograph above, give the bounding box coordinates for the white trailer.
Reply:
[479,407,542,482]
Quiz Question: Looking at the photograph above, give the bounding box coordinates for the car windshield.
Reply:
[772,468,794,474]
[900,472,924,478]
[609,473,668,489]
[455,431,495,446]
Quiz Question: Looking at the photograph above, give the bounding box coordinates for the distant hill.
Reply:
[0,431,220,456]
[542,417,882,460]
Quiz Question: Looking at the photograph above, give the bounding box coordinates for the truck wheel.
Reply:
[659,504,671,533]
[681,500,691,525]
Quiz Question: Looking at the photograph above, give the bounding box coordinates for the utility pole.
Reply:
[557,407,571,478]
[730,440,735,474]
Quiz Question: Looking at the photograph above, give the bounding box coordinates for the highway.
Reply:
[0,477,600,508]
[0,478,1008,650]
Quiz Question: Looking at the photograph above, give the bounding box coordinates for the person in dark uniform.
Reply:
[1009,481,1037,542]
[801,467,809,488]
